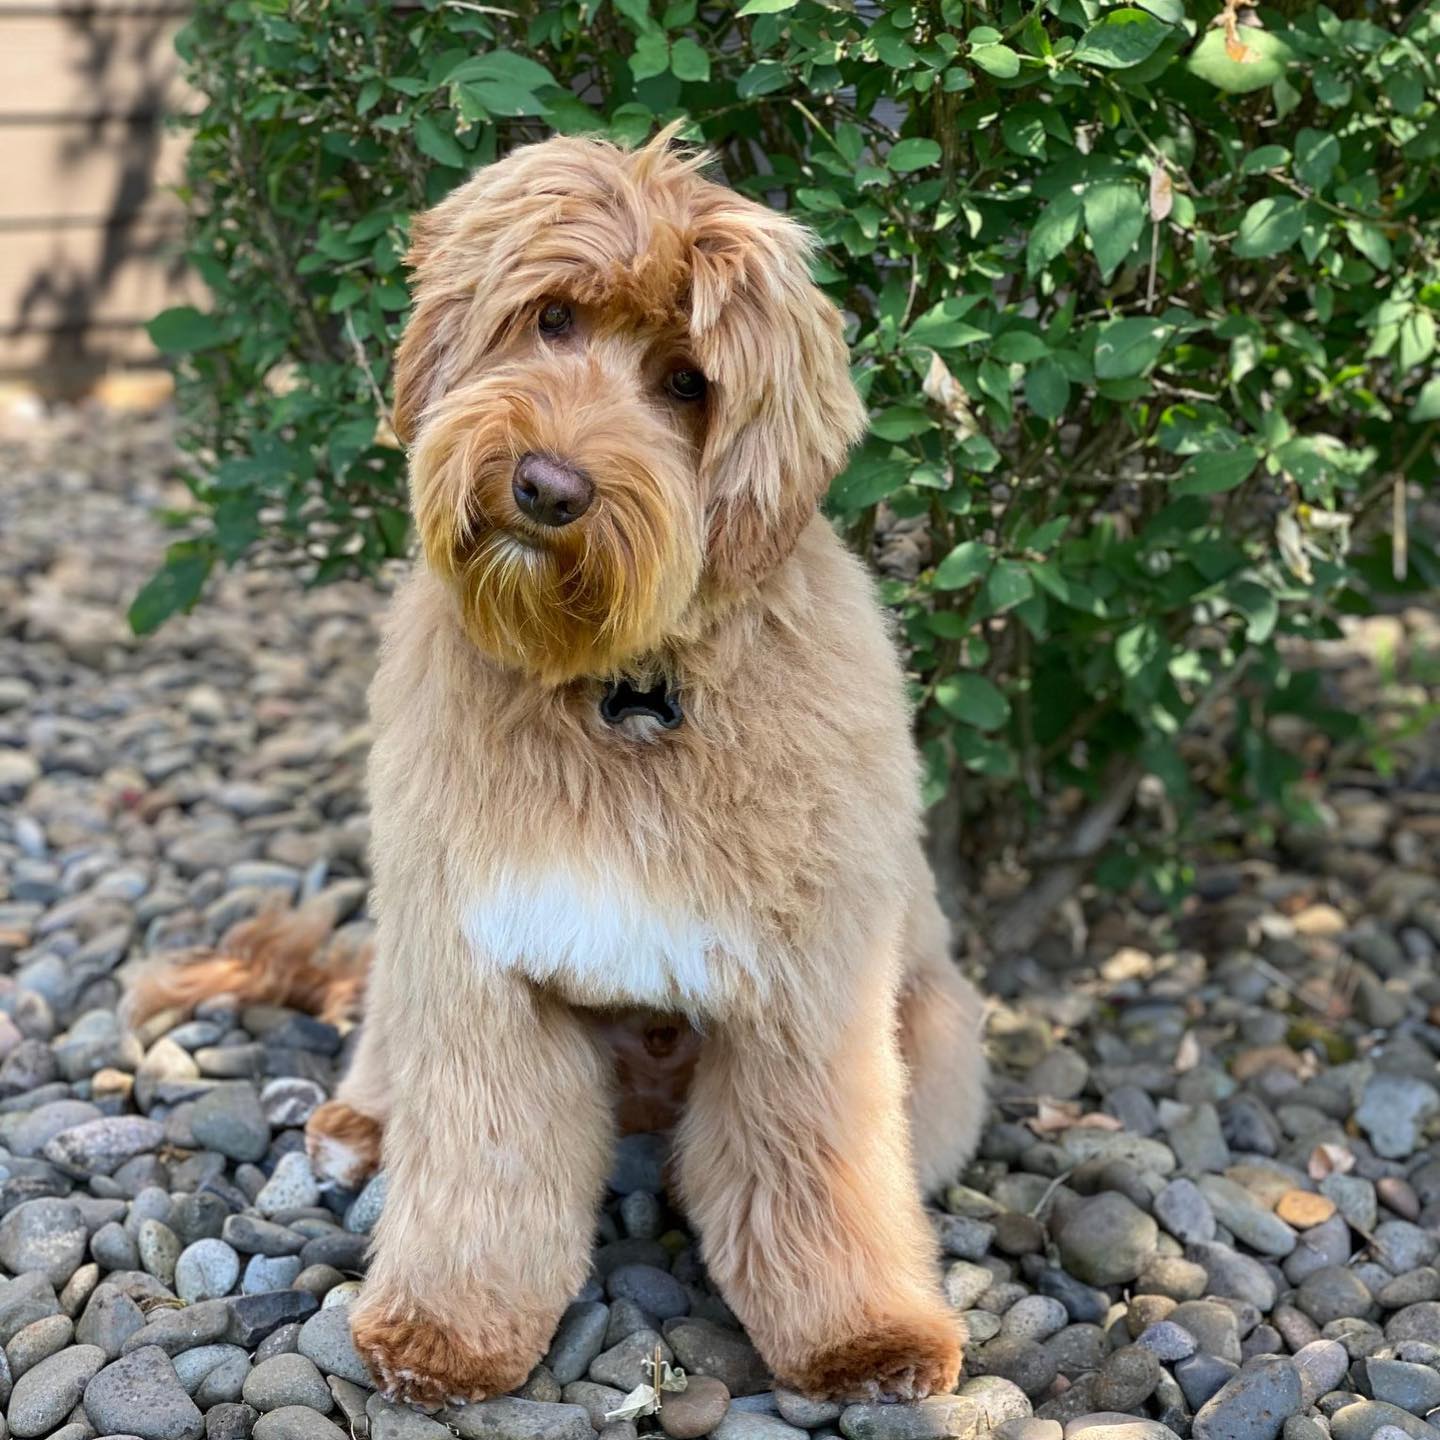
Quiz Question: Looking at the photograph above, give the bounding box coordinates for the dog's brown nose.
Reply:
[512,452,594,528]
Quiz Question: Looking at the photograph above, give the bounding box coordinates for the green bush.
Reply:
[145,0,1439,902]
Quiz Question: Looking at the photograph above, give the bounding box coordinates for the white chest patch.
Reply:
[462,866,749,1009]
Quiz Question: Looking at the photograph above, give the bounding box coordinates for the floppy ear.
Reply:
[697,228,867,592]
[391,209,457,447]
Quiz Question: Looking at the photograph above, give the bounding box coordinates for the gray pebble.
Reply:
[43,1118,165,1177]
[175,1241,241,1303]
[1293,1338,1349,1407]
[1354,1076,1439,1161]
[1002,1296,1069,1344]
[242,1256,302,1296]
[250,1407,345,1440]
[5,1313,74,1377]
[295,1307,372,1388]
[173,1345,249,1395]
[1193,1358,1302,1440]
[255,1156,319,1218]
[138,1222,182,1287]
[445,1397,595,1440]
[206,1403,258,1440]
[0,1200,88,1286]
[341,1175,386,1236]
[7,1343,105,1437]
[1359,1357,1440,1416]
[84,1346,204,1440]
[589,1328,672,1392]
[366,1394,453,1440]
[242,1355,332,1414]
[836,1396,983,1439]
[1058,1194,1158,1286]
[76,1286,146,1359]
[190,1087,270,1164]
[543,1302,609,1386]
[1329,1400,1440,1440]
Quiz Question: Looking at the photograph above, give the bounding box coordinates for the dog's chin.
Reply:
[437,521,701,686]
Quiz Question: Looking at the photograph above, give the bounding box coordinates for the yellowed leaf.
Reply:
[923,351,978,435]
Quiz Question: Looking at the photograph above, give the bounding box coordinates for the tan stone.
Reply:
[1275,1190,1336,1228]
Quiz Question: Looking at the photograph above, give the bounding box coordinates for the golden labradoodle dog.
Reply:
[129,128,987,1408]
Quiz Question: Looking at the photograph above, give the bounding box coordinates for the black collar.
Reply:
[600,676,683,730]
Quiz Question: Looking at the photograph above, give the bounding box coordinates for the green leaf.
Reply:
[1229,579,1278,643]
[669,36,710,80]
[933,539,992,589]
[1002,110,1046,158]
[1093,317,1168,379]
[147,306,223,354]
[1345,220,1391,270]
[1398,310,1437,372]
[1025,358,1070,420]
[970,43,1021,77]
[1233,196,1305,259]
[952,729,1017,778]
[1026,189,1082,277]
[872,405,935,440]
[1185,27,1293,93]
[1083,180,1145,282]
[737,0,797,12]
[630,31,671,80]
[413,116,467,168]
[986,560,1035,612]
[829,450,908,510]
[1294,129,1339,191]
[935,673,1011,730]
[888,138,942,174]
[991,331,1049,363]
[736,60,788,97]
[128,544,215,634]
[1116,619,1163,678]
[1073,9,1171,69]
[1171,445,1261,496]
[1409,376,1440,422]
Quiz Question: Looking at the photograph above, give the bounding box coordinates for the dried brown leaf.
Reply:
[1149,164,1174,223]
[1308,1141,1355,1180]
[1174,1030,1202,1073]
[923,351,978,435]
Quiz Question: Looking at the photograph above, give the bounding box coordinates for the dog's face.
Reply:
[394,130,866,684]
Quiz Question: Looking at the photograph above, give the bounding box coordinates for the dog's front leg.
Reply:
[348,921,614,1409]
[676,949,962,1404]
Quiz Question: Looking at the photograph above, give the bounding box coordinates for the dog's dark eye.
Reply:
[666,368,706,402]
[538,302,572,336]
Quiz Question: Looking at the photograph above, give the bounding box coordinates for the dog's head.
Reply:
[395,128,866,684]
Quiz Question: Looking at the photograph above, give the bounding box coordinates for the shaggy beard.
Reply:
[449,510,696,685]
[412,383,703,684]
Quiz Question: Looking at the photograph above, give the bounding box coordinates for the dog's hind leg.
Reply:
[676,934,963,1404]
[897,876,989,1194]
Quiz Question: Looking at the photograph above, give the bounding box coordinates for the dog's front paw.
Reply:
[351,1297,538,1410]
[781,1310,965,1404]
[305,1099,384,1188]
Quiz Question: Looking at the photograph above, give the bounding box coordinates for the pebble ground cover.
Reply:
[1,407,1438,1440]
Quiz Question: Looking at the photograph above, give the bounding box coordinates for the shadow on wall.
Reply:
[0,1,194,394]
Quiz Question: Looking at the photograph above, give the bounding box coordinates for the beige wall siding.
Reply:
[0,0,194,386]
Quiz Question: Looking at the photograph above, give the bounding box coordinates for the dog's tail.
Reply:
[122,897,371,1030]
